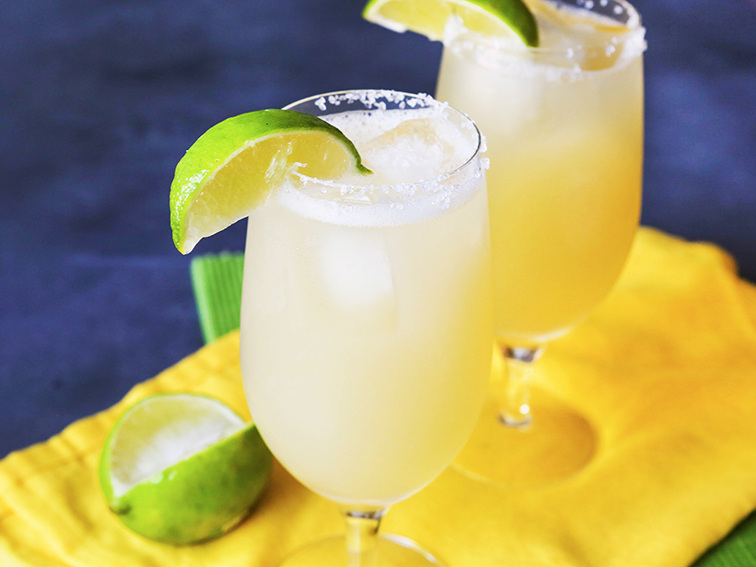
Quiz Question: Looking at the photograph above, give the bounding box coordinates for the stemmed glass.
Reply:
[435,0,646,485]
[239,90,492,565]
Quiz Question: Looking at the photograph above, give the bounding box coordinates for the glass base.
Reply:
[278,534,446,567]
[452,386,597,487]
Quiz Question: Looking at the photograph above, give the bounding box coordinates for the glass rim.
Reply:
[282,89,484,193]
[445,0,644,56]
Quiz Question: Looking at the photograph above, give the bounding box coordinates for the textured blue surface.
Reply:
[0,0,754,458]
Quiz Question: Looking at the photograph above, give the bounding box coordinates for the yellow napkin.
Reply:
[2,227,756,567]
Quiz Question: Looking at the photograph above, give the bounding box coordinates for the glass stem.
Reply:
[342,506,387,567]
[499,345,543,427]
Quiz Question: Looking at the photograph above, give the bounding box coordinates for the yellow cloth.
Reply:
[2,227,756,566]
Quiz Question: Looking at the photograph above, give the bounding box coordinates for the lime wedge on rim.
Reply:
[99,393,273,545]
[363,0,539,47]
[170,109,372,254]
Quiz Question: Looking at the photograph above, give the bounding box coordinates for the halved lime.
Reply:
[170,109,372,254]
[99,393,273,545]
[363,0,539,46]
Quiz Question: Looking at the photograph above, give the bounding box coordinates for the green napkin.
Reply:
[189,251,756,567]
[190,252,245,343]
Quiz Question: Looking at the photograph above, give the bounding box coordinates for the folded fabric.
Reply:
[1,227,755,566]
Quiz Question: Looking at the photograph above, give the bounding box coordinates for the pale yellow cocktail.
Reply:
[240,91,492,516]
[168,87,491,563]
[437,0,645,346]
[435,0,646,484]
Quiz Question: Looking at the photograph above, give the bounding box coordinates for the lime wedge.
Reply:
[363,0,539,46]
[170,109,372,254]
[99,393,273,545]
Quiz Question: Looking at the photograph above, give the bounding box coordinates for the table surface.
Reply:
[1,0,755,459]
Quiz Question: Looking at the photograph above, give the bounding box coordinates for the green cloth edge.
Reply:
[694,513,756,567]
[190,252,244,343]
[188,252,756,566]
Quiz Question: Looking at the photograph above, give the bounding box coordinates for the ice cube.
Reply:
[361,117,467,185]
[318,231,396,320]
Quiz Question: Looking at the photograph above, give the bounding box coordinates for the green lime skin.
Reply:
[99,414,273,545]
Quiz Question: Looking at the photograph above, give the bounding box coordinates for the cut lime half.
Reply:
[99,393,273,545]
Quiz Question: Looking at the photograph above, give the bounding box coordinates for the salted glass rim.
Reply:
[444,0,645,57]
[282,89,483,194]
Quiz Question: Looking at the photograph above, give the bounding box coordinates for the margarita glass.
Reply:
[240,90,492,565]
[436,0,646,485]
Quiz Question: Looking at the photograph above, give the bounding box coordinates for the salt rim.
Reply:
[285,90,482,190]
[306,89,439,114]
[283,89,476,190]
[278,89,488,228]
[443,0,646,79]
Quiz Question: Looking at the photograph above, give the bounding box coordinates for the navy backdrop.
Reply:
[1,0,755,458]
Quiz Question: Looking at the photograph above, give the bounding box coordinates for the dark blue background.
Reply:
[1,0,755,458]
